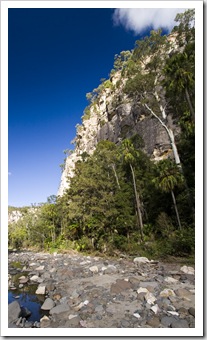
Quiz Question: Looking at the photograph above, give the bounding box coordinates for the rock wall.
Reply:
[58,71,177,197]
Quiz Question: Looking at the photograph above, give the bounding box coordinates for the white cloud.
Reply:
[113,8,187,34]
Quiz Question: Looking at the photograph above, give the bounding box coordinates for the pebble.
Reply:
[8,251,195,329]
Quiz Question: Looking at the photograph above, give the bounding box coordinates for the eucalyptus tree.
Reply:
[173,9,195,46]
[164,10,195,125]
[124,29,183,170]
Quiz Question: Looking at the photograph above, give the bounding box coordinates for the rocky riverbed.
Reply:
[8,250,195,328]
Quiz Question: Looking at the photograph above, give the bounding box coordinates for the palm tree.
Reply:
[153,159,184,230]
[164,49,195,122]
[119,139,144,241]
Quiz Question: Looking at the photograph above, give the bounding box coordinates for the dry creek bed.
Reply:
[8,250,195,328]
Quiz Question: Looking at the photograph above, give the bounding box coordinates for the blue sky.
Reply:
[8,7,185,207]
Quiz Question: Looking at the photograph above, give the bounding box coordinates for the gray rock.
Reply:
[188,307,195,317]
[8,301,21,324]
[41,298,55,310]
[41,272,51,279]
[104,265,117,274]
[161,316,177,327]
[95,305,104,313]
[66,316,81,327]
[24,321,34,328]
[171,319,189,328]
[49,303,70,315]
[138,281,159,290]
[71,289,79,299]
[121,320,130,328]
[8,323,19,328]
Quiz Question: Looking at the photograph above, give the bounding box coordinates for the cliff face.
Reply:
[58,66,179,196]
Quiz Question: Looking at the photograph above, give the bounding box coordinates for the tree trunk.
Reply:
[171,190,182,230]
[185,87,195,122]
[144,103,182,168]
[127,231,130,244]
[111,163,121,189]
[129,163,144,241]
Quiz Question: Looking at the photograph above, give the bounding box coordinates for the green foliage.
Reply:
[9,221,27,249]
[103,79,114,89]
[113,50,132,71]
[151,228,195,258]
[82,106,91,121]
[153,159,185,193]
[155,212,174,238]
[173,9,195,45]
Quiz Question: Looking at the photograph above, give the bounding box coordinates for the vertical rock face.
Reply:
[58,69,178,197]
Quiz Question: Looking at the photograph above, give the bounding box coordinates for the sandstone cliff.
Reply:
[58,34,180,196]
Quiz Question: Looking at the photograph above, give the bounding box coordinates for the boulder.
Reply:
[8,301,21,324]
[164,277,179,284]
[89,266,99,273]
[188,307,195,317]
[180,266,195,275]
[35,285,46,295]
[103,265,117,274]
[41,298,55,310]
[49,303,70,315]
[110,279,132,294]
[160,315,177,327]
[134,257,150,264]
[30,275,43,283]
[171,319,189,328]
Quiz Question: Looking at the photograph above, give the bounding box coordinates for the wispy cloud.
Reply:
[8,172,12,176]
[113,8,187,34]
